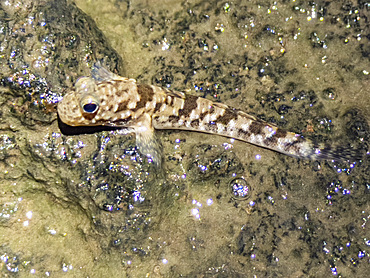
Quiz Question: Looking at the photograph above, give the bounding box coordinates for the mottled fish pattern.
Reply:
[57,65,353,166]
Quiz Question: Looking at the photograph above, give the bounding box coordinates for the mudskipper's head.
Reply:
[58,65,139,127]
[57,76,101,126]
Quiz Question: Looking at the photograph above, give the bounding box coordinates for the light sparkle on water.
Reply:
[191,208,200,219]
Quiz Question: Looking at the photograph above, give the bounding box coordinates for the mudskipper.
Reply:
[58,64,357,167]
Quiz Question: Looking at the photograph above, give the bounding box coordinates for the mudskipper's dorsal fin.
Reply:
[91,62,121,82]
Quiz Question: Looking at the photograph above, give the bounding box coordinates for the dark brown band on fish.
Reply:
[135,84,155,110]
[178,95,199,117]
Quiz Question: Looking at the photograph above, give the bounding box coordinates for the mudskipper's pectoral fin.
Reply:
[134,114,162,168]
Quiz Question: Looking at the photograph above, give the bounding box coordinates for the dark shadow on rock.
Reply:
[57,115,121,135]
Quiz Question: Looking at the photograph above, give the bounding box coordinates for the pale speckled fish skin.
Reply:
[57,65,350,164]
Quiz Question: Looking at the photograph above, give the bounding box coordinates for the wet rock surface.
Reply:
[0,0,369,277]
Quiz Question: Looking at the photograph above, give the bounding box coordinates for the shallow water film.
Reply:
[0,0,369,277]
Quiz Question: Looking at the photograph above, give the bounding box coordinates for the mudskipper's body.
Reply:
[57,65,352,166]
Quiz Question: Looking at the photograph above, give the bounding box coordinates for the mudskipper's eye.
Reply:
[83,103,98,113]
[80,96,99,114]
